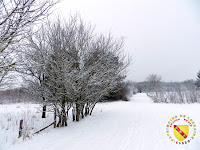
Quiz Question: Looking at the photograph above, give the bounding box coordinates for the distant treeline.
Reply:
[0,88,36,104]
[136,80,196,93]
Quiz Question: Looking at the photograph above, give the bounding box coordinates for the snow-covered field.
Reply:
[1,93,200,150]
[0,104,55,150]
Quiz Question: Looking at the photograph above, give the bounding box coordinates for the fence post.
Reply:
[18,119,23,138]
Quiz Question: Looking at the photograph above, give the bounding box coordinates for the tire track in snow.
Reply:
[118,113,141,150]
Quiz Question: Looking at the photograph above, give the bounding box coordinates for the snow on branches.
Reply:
[18,16,130,126]
[0,0,59,87]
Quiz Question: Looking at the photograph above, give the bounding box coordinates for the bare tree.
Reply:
[0,0,59,86]
[146,74,162,93]
[195,71,200,88]
[148,80,200,103]
[0,0,59,52]
[18,15,130,126]
[16,25,52,118]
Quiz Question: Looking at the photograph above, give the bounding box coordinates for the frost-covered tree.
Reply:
[148,80,199,103]
[195,71,200,88]
[18,16,130,126]
[146,74,162,93]
[0,0,59,87]
[0,0,59,52]
[17,27,50,118]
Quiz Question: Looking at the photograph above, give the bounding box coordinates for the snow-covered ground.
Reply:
[1,93,200,150]
[0,104,55,150]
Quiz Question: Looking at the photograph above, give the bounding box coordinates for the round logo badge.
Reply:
[166,114,196,144]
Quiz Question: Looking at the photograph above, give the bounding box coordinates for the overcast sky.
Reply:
[56,0,200,82]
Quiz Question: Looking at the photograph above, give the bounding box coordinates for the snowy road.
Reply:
[8,93,200,150]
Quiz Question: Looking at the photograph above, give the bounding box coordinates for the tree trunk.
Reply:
[89,106,94,115]
[89,102,98,115]
[76,103,80,121]
[61,108,67,126]
[57,114,61,127]
[85,102,89,116]
[54,108,56,128]
[85,106,88,116]
[81,105,84,119]
[42,105,46,118]
[81,109,84,118]
[72,108,75,122]
[67,110,69,117]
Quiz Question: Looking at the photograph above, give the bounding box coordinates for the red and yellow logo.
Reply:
[166,115,196,144]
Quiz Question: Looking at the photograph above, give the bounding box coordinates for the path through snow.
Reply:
[7,93,200,150]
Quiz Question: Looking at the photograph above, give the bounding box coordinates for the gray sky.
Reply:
[56,0,200,82]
